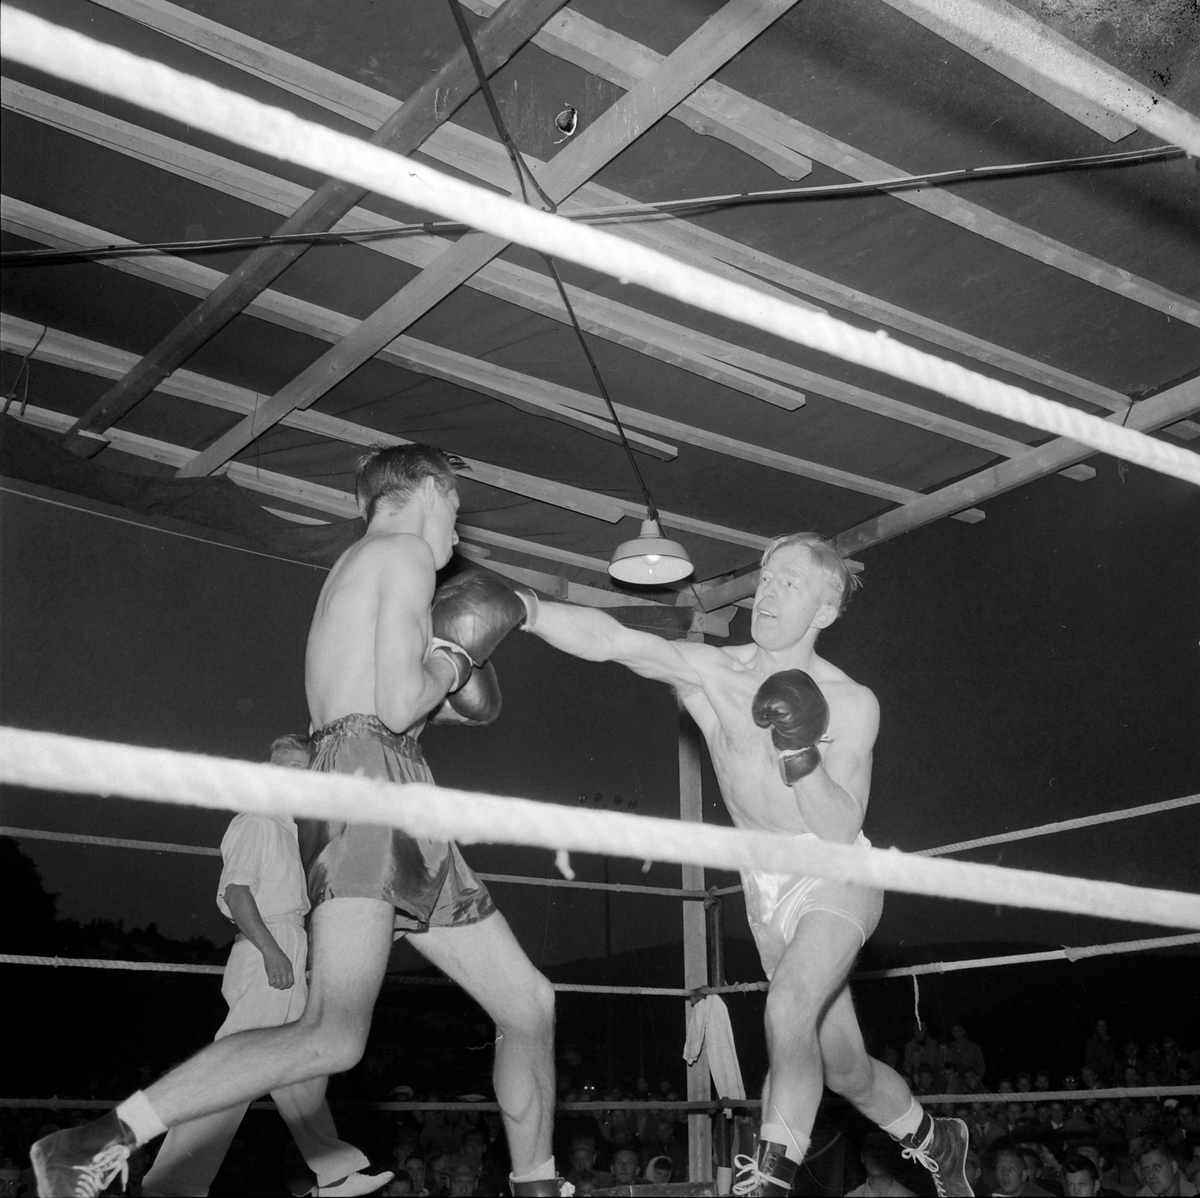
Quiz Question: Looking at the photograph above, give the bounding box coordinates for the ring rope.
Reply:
[0,827,703,898]
[2,9,1197,484]
[692,932,1200,996]
[2,1088,1195,1113]
[11,932,1196,994]
[707,791,1200,897]
[916,793,1200,857]
[3,728,1197,929]
[0,955,694,996]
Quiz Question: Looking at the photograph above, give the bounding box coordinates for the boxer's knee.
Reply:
[297,1010,370,1075]
[764,981,822,1046]
[824,1053,874,1102]
[501,971,555,1040]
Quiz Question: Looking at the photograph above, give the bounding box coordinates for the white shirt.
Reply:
[217,813,309,923]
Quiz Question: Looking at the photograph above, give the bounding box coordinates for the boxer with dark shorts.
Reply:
[300,714,495,931]
[33,445,562,1198]
[523,532,973,1197]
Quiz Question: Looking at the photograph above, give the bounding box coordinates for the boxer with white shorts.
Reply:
[525,532,972,1198]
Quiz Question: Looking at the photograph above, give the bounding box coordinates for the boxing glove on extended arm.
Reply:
[430,570,537,667]
[752,669,830,785]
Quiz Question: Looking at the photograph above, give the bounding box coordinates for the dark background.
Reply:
[2,453,1198,1096]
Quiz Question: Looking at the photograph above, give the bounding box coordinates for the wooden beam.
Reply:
[9,85,1058,459]
[8,400,744,618]
[0,313,627,523]
[890,0,1200,154]
[1,312,774,553]
[0,199,675,462]
[2,83,812,416]
[461,0,1200,327]
[176,0,806,479]
[1166,420,1200,442]
[878,0,1136,141]
[55,0,570,451]
[0,199,937,505]
[59,2,1166,402]
[836,379,1200,554]
[94,0,812,182]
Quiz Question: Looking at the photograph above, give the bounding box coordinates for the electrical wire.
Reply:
[1,144,1183,267]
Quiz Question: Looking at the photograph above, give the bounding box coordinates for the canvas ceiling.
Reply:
[2,0,1198,621]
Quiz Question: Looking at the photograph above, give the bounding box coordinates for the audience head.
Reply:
[1138,1137,1184,1197]
[269,732,311,769]
[994,1147,1029,1196]
[447,1155,480,1197]
[569,1136,598,1176]
[402,1150,426,1193]
[646,1155,674,1184]
[860,1131,900,1178]
[1063,1154,1101,1197]
[611,1148,640,1187]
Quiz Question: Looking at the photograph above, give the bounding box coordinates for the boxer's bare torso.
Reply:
[676,642,875,841]
[306,480,459,735]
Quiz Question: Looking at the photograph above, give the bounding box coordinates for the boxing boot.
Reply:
[31,1110,137,1197]
[897,1112,973,1197]
[732,1139,799,1196]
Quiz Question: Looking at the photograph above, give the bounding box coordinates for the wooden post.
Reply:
[679,671,712,1184]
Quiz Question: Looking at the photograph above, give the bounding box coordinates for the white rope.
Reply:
[3,727,1199,929]
[0,953,223,975]
[2,7,1197,485]
[917,793,1200,857]
[0,826,703,896]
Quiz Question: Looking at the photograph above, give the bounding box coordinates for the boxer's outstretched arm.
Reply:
[530,600,710,688]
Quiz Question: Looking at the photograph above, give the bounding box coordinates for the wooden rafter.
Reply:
[0,312,770,551]
[4,84,1053,460]
[54,0,570,452]
[172,0,808,479]
[71,0,1136,412]
[877,0,1135,141]
[463,0,1200,328]
[91,0,814,183]
[0,199,922,504]
[5,401,736,632]
[837,378,1200,554]
[1,81,809,415]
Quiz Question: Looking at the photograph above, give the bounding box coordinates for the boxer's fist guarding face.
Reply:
[431,570,536,667]
[752,669,829,785]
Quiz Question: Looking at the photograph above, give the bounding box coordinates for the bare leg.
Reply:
[143,899,394,1127]
[818,986,914,1127]
[760,911,863,1150]
[412,913,555,1176]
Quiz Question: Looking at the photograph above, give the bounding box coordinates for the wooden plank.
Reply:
[0,199,674,462]
[458,0,810,180]
[3,196,940,505]
[878,0,1136,141]
[892,0,1200,153]
[64,2,1155,402]
[1165,420,1200,442]
[55,0,571,450]
[679,695,712,1184]
[1,83,812,416]
[12,84,1045,454]
[0,313,627,522]
[459,0,1199,327]
[836,380,1200,554]
[175,0,805,478]
[2,313,773,553]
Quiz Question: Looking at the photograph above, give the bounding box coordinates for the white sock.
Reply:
[760,1120,809,1165]
[510,1157,556,1184]
[115,1092,168,1146]
[880,1098,925,1141]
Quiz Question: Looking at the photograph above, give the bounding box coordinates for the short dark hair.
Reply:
[1063,1156,1099,1181]
[1138,1136,1174,1163]
[269,733,311,762]
[760,531,861,614]
[355,443,463,522]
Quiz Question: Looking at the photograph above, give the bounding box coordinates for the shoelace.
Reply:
[731,1152,767,1196]
[901,1140,951,1197]
[71,1143,130,1197]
